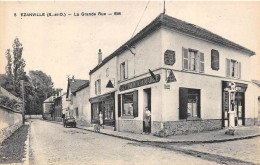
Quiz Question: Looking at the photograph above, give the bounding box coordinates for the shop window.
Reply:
[179,88,200,119]
[120,61,128,80]
[91,103,100,123]
[226,58,241,79]
[95,79,101,95]
[104,100,114,120]
[121,91,138,117]
[182,48,204,73]
[211,49,219,70]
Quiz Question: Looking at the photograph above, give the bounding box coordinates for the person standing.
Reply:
[144,107,151,134]
[99,111,103,129]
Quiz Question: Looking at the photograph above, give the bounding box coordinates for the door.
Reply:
[143,88,151,133]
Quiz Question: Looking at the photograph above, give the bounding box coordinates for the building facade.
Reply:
[43,96,55,120]
[72,82,91,126]
[89,13,259,136]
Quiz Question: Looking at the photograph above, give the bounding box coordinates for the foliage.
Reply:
[0,96,19,109]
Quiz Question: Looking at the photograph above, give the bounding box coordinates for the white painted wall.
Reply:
[161,27,252,81]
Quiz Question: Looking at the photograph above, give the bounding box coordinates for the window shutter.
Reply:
[118,94,121,117]
[95,81,97,95]
[196,51,200,72]
[238,62,241,79]
[197,89,201,118]
[211,50,219,70]
[179,88,188,119]
[98,80,101,94]
[125,60,128,79]
[133,91,138,117]
[182,47,188,70]
[200,52,204,73]
[226,59,231,77]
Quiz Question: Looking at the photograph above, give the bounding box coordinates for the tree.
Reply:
[12,38,26,96]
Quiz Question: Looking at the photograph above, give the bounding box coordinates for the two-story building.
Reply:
[89,13,258,136]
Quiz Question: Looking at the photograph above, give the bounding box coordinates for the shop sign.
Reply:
[166,70,177,83]
[223,92,229,111]
[164,50,175,65]
[119,74,160,91]
[164,84,170,89]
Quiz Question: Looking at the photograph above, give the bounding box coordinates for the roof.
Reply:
[90,13,255,75]
[74,81,89,93]
[252,80,260,87]
[66,78,88,98]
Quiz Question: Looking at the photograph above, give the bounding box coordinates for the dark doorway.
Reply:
[143,88,151,133]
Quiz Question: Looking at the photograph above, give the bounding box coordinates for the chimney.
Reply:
[72,75,75,82]
[98,49,102,64]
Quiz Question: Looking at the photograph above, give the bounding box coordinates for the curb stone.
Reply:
[43,119,260,144]
[22,122,30,165]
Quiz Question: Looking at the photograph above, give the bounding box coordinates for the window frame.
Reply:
[182,47,204,73]
[226,58,241,79]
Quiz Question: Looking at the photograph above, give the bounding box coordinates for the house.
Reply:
[89,13,258,136]
[54,92,64,122]
[66,76,89,123]
[72,81,91,126]
[43,96,55,120]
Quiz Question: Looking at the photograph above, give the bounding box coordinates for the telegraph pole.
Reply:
[21,80,25,124]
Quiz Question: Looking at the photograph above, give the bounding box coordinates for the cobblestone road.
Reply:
[180,137,260,164]
[29,120,217,165]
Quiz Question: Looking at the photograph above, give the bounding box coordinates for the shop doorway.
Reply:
[143,88,151,133]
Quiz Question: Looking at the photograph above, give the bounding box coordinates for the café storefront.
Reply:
[90,92,115,127]
[222,81,248,127]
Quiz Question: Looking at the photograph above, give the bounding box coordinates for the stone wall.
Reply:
[0,105,23,144]
[43,113,52,120]
[153,119,222,137]
[245,118,258,126]
[118,119,143,134]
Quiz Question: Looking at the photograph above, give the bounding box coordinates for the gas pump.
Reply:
[224,82,237,135]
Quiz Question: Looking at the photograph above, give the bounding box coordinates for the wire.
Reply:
[131,0,151,38]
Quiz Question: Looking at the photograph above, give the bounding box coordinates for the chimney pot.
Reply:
[98,49,102,64]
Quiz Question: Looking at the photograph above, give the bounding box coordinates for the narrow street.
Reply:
[29,119,217,165]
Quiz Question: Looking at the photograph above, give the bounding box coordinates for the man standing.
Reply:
[144,107,151,134]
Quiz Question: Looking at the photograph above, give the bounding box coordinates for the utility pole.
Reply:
[163,0,166,14]
[21,80,25,124]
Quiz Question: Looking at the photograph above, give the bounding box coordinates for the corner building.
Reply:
[89,14,259,136]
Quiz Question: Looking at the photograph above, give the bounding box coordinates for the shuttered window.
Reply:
[199,52,204,73]
[211,49,219,70]
[182,47,188,70]
[226,58,241,79]
[182,47,204,73]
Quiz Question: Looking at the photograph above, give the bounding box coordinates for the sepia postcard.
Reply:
[0,1,260,165]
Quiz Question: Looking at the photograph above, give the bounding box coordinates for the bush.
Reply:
[0,95,18,109]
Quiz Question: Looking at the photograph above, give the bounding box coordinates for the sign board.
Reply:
[164,50,175,65]
[166,70,177,83]
[119,74,160,91]
[164,84,170,89]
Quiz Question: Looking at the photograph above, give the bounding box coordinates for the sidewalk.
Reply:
[47,120,260,143]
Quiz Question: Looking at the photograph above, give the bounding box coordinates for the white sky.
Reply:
[0,1,260,90]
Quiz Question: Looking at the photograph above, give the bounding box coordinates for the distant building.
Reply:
[66,76,89,121]
[89,13,259,136]
[54,92,65,122]
[43,96,56,120]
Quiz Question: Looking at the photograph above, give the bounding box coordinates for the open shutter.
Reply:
[197,89,201,118]
[211,50,219,70]
[179,88,188,119]
[182,47,188,70]
[226,59,231,77]
[133,90,138,117]
[238,62,241,79]
[95,81,97,95]
[200,52,204,72]
[118,94,121,117]
[125,60,128,79]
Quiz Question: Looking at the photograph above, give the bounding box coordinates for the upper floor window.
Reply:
[226,59,241,79]
[95,79,101,95]
[106,68,109,77]
[182,47,204,73]
[120,61,128,80]
[211,49,219,70]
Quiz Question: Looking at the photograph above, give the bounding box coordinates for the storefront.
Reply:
[222,81,248,127]
[90,92,115,127]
